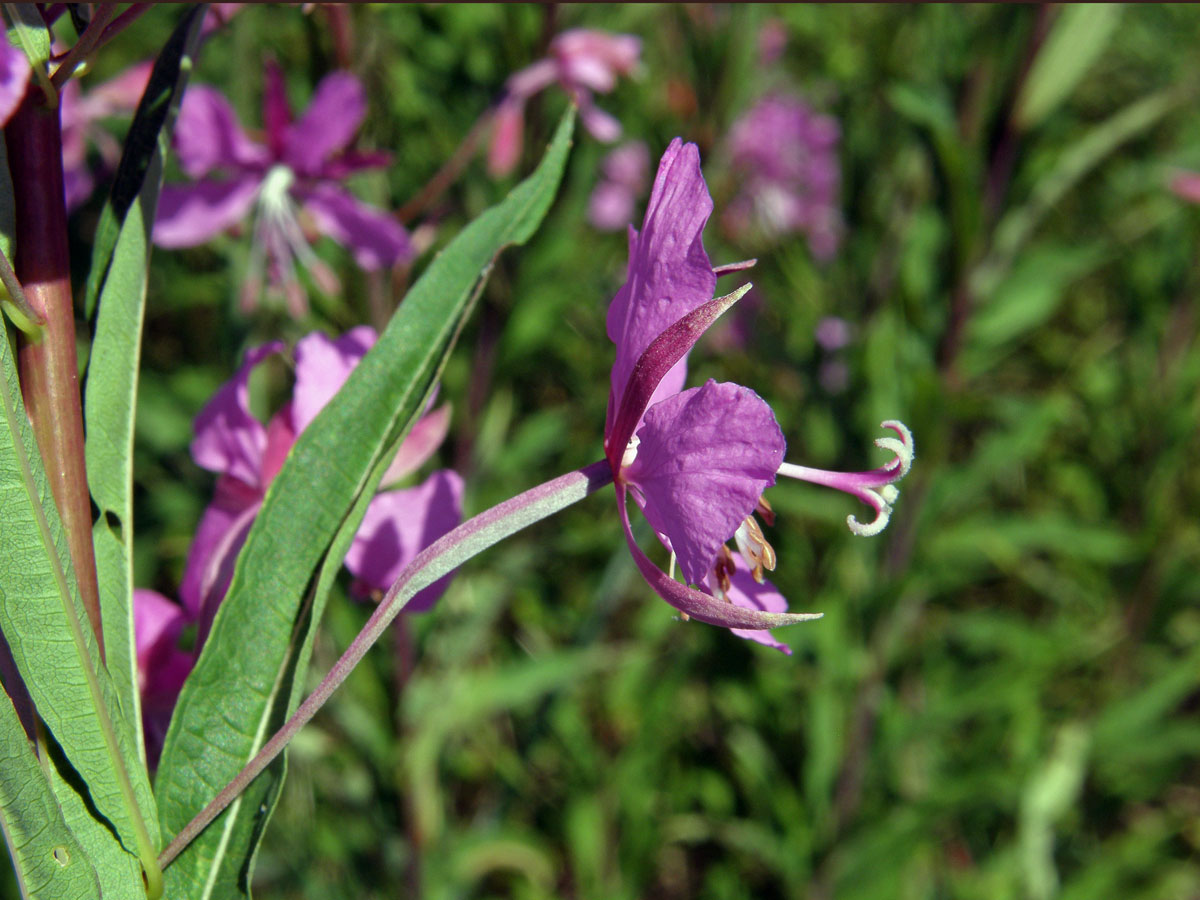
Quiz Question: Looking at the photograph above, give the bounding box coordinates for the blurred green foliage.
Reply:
[9,3,1200,898]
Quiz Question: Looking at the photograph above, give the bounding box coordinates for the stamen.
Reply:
[734,515,776,583]
[755,496,775,527]
[710,546,737,601]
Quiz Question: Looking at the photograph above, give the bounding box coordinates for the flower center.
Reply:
[243,164,340,316]
[707,498,778,602]
[619,434,641,471]
[259,164,296,214]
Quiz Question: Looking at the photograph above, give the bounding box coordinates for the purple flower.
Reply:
[605,139,912,652]
[488,29,640,177]
[1170,170,1200,205]
[0,32,31,126]
[724,94,843,260]
[154,62,413,317]
[61,61,152,210]
[133,327,462,759]
[133,588,194,764]
[588,140,649,231]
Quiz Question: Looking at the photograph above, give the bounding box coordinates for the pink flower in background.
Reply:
[61,61,152,210]
[134,327,461,760]
[1169,170,1200,204]
[724,93,843,260]
[758,19,788,67]
[489,29,640,176]
[154,62,412,316]
[133,588,194,764]
[605,139,912,652]
[0,33,31,126]
[588,140,649,231]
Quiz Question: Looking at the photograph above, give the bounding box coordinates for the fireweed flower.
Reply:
[588,140,649,231]
[60,61,152,210]
[133,327,461,758]
[153,62,413,316]
[488,29,640,177]
[133,588,194,762]
[606,139,913,652]
[724,93,843,260]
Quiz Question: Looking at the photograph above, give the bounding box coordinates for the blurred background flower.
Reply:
[153,62,412,317]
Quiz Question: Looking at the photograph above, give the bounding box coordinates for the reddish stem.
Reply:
[396,109,494,224]
[4,85,104,659]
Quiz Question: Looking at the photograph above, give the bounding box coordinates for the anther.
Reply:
[734,515,776,583]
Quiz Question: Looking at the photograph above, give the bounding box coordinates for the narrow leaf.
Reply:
[2,4,55,107]
[1014,5,1122,132]
[0,323,160,892]
[153,108,576,897]
[972,88,1182,301]
[84,3,206,768]
[0,687,99,899]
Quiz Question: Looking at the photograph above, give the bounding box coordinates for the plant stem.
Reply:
[397,108,496,223]
[48,3,118,89]
[4,85,104,658]
[158,458,615,869]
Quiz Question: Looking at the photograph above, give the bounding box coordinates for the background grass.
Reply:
[11,4,1200,898]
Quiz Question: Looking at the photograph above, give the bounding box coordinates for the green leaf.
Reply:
[1014,5,1122,132]
[154,108,575,898]
[972,87,1183,301]
[83,4,206,768]
[0,323,160,892]
[2,4,53,106]
[0,686,99,899]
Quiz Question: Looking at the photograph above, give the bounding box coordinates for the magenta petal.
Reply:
[722,571,793,654]
[344,469,465,612]
[487,99,526,177]
[134,589,189,674]
[589,181,636,231]
[153,175,262,247]
[173,85,268,178]
[179,476,262,621]
[262,59,292,160]
[0,36,31,127]
[617,485,819,631]
[578,96,622,143]
[63,165,95,213]
[285,71,366,175]
[87,60,153,114]
[606,139,718,426]
[298,184,413,270]
[605,286,750,472]
[133,589,194,765]
[625,380,785,586]
[1171,170,1200,204]
[191,341,284,484]
[291,326,377,435]
[382,404,452,486]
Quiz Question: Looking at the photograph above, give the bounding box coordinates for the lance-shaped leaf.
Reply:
[84,3,206,769]
[0,686,99,899]
[0,322,160,893]
[153,108,576,897]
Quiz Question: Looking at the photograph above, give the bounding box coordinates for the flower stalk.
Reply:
[158,459,615,869]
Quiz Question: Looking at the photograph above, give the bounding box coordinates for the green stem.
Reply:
[159,458,615,869]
